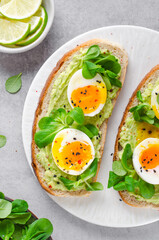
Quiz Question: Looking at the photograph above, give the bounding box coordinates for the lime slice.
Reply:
[0,0,42,20]
[22,16,42,35]
[0,18,30,45]
[17,7,48,46]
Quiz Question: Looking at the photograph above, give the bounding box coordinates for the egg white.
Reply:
[52,128,95,175]
[133,138,159,184]
[67,69,106,117]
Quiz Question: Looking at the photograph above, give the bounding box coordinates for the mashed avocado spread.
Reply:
[37,48,120,191]
[118,78,159,204]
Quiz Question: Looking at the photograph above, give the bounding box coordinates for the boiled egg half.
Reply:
[67,69,107,116]
[52,128,95,175]
[133,138,159,184]
[151,85,159,119]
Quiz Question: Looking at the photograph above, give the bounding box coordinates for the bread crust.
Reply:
[32,39,128,197]
[114,64,159,209]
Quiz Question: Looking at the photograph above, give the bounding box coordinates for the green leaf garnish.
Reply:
[5,73,22,94]
[137,90,143,102]
[60,158,103,191]
[121,144,134,172]
[0,135,7,148]
[138,179,155,199]
[86,182,104,191]
[107,171,124,188]
[84,45,101,61]
[112,161,127,176]
[68,107,84,125]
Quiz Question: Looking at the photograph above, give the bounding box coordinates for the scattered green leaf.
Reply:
[0,135,7,148]
[5,73,22,94]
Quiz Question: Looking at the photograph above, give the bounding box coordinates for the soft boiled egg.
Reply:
[52,128,95,175]
[67,69,107,116]
[133,138,159,184]
[151,85,159,119]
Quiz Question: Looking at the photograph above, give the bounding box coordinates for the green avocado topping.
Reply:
[36,45,122,191]
[108,78,159,204]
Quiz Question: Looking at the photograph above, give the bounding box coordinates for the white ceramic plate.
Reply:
[22,26,159,227]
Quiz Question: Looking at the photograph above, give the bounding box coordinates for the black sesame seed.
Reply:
[85,107,87,109]
[57,160,59,163]
[146,170,148,172]
[119,199,122,202]
[53,175,57,177]
[71,100,73,103]
[142,128,146,131]
[76,152,80,155]
[79,100,81,103]
[86,162,88,165]
[69,160,71,163]
[73,138,77,140]
[71,163,73,166]
[65,157,68,159]
[148,130,152,134]
[147,161,150,164]
[150,158,153,161]
[72,152,74,155]
[81,92,83,94]
[111,153,113,156]
[155,154,157,156]
[66,162,68,164]
[74,103,76,106]
[154,170,156,173]
[96,137,98,140]
[155,92,158,95]
[99,115,102,118]
[143,166,146,168]
[48,168,50,170]
[64,105,66,108]
[57,181,60,184]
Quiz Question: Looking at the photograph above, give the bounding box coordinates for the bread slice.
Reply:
[114,64,159,209]
[32,39,128,197]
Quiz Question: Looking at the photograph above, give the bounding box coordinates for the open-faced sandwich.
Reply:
[108,65,159,208]
[32,39,128,196]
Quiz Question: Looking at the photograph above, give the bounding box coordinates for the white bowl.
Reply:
[0,0,54,54]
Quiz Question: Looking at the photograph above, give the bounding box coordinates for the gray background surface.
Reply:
[0,0,159,239]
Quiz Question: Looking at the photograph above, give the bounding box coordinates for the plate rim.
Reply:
[22,25,159,228]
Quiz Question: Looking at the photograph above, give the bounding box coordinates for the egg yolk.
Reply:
[139,144,159,170]
[70,82,107,114]
[136,122,159,145]
[52,137,93,172]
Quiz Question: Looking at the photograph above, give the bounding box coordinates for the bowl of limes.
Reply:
[0,0,54,54]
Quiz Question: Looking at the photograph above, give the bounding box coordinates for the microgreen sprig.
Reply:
[107,144,155,199]
[82,45,122,89]
[35,107,99,148]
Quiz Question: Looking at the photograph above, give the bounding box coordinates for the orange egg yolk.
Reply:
[139,144,159,170]
[136,122,159,145]
[70,83,106,114]
[52,137,93,172]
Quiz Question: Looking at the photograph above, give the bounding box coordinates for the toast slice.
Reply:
[32,39,128,197]
[114,65,159,209]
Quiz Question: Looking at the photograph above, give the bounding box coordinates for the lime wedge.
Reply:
[0,18,30,45]
[17,7,48,46]
[22,16,42,35]
[0,0,42,20]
